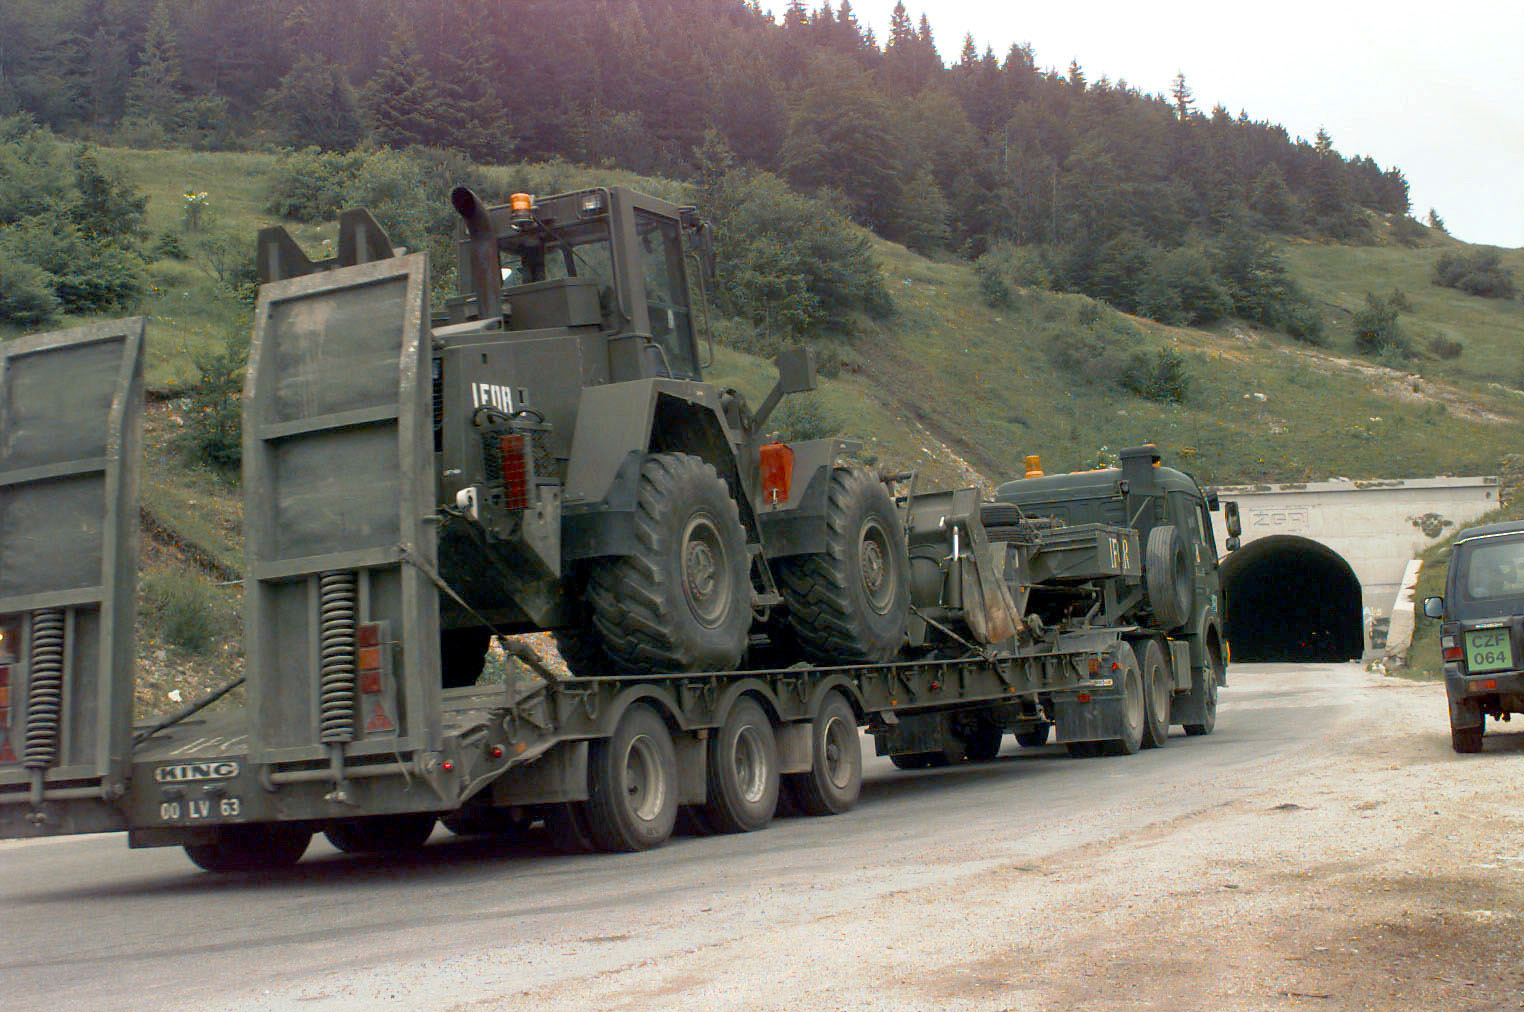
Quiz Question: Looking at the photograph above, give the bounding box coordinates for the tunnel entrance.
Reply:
[1222,535,1364,662]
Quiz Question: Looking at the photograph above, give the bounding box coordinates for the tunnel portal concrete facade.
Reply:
[1213,476,1499,654]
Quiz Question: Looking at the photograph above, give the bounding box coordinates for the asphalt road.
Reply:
[0,662,1368,1012]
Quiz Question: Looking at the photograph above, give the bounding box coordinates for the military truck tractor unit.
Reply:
[0,186,1234,869]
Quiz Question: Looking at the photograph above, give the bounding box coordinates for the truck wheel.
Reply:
[1101,642,1145,756]
[183,824,312,873]
[702,698,779,833]
[324,813,436,854]
[779,466,910,664]
[585,704,679,851]
[788,690,863,816]
[589,453,750,673]
[1140,639,1172,749]
[1450,699,1484,753]
[1144,526,1193,631]
[1184,638,1223,737]
[1015,723,1052,748]
[441,627,492,688]
[545,803,599,854]
[961,723,1004,762]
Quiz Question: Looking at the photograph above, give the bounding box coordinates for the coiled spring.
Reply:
[318,571,358,743]
[23,609,65,769]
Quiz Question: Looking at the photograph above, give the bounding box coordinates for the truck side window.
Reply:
[636,212,697,380]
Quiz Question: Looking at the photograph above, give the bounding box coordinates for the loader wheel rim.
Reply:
[822,714,855,790]
[859,518,893,614]
[622,734,667,823]
[681,513,731,629]
[732,726,769,804]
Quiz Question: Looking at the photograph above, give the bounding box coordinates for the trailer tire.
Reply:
[1184,637,1223,737]
[1139,639,1172,749]
[788,691,862,816]
[184,824,312,873]
[1100,642,1145,756]
[1145,526,1193,631]
[324,813,436,854]
[442,806,530,839]
[961,723,1004,762]
[779,466,910,664]
[585,704,679,852]
[589,453,750,674]
[1015,723,1052,748]
[545,803,599,854]
[702,698,780,833]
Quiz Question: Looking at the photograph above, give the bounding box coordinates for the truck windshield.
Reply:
[1452,533,1524,619]
[501,222,614,291]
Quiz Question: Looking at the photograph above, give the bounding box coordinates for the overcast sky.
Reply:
[849,0,1523,248]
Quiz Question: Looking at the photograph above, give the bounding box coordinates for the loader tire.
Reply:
[588,453,751,674]
[552,626,613,677]
[779,466,909,664]
[1144,525,1193,631]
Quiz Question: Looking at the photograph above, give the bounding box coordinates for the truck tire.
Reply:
[545,803,599,854]
[324,813,436,854]
[1184,638,1223,737]
[787,690,862,816]
[1015,723,1052,748]
[585,704,679,852]
[1139,639,1172,749]
[1101,642,1145,756]
[702,697,779,833]
[1145,525,1193,631]
[184,824,312,873]
[589,453,750,674]
[1450,699,1484,753]
[779,466,910,664]
[441,627,492,688]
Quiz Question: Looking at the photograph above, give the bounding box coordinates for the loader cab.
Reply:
[453,186,705,382]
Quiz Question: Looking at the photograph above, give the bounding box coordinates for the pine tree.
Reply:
[267,56,365,150]
[1170,72,1193,120]
[125,0,185,128]
[1426,208,1447,233]
[363,32,449,149]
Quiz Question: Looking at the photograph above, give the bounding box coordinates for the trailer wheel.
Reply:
[788,691,863,816]
[1100,642,1145,756]
[961,723,1004,762]
[442,806,530,839]
[779,466,910,664]
[585,704,679,852]
[1145,526,1194,631]
[324,813,436,854]
[701,698,779,833]
[1184,637,1223,737]
[589,453,750,674]
[1140,639,1172,749]
[545,803,599,854]
[1015,723,1052,748]
[183,824,312,873]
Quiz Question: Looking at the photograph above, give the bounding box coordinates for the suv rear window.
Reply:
[1452,533,1524,619]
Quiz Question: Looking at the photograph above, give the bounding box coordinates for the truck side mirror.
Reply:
[1422,596,1445,619]
[752,348,819,432]
[1223,501,1242,539]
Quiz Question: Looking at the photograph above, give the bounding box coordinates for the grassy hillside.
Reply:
[12,147,1520,706]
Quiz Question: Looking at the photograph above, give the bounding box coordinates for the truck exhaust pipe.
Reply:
[451,186,503,322]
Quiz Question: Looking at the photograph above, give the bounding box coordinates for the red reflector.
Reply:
[489,745,504,759]
[358,670,382,694]
[357,624,381,648]
[929,682,941,691]
[498,433,529,510]
[441,760,454,772]
[759,442,795,505]
[1443,647,1464,662]
[1111,662,1120,671]
[357,646,382,671]
[1077,693,1091,703]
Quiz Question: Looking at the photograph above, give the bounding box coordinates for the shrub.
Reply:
[1352,292,1408,357]
[768,392,841,441]
[0,212,145,313]
[1433,249,1518,298]
[193,230,260,304]
[153,229,187,260]
[1120,346,1190,404]
[0,254,60,327]
[176,330,250,473]
[1139,247,1234,326]
[266,147,368,221]
[1426,334,1464,360]
[973,243,1052,308]
[141,569,220,654]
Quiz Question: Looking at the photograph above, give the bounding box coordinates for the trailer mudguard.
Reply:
[0,320,144,826]
[242,254,443,775]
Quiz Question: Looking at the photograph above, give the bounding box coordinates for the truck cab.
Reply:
[1423,520,1524,752]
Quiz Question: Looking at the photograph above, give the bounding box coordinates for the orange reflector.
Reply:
[357,646,382,671]
[1478,679,1498,691]
[759,442,795,505]
[514,742,527,754]
[1088,657,1100,675]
